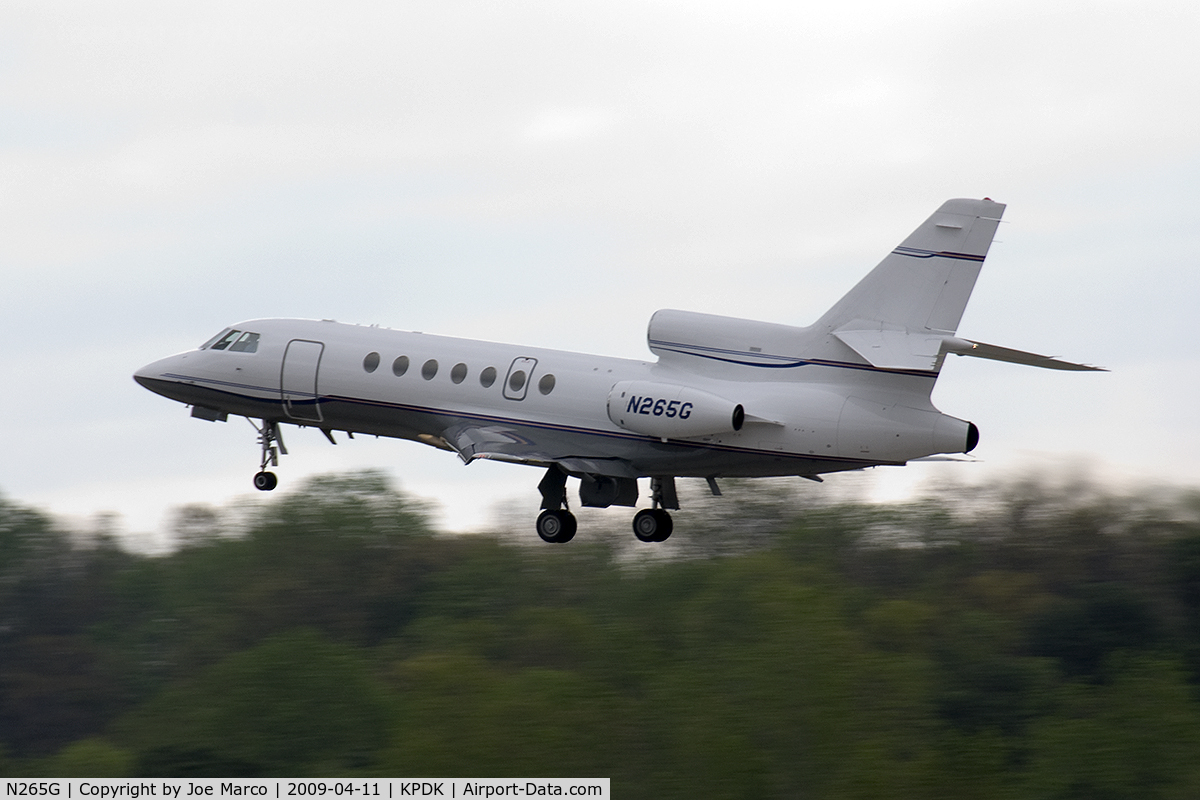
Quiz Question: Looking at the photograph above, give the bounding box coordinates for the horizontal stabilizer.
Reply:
[834,327,1107,372]
[944,338,1108,372]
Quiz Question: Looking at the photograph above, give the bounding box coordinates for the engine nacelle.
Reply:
[607,381,744,439]
[935,414,980,454]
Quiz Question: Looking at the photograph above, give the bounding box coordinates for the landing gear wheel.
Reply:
[249,419,287,491]
[633,508,673,543]
[253,471,278,491]
[536,509,577,543]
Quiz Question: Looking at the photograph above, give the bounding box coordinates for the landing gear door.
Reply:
[503,357,538,401]
[281,339,324,422]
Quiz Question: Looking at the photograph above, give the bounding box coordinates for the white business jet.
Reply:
[134,198,1102,543]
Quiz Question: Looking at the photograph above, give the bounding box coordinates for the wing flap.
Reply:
[442,423,640,478]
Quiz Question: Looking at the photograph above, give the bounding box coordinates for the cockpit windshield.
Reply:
[200,328,260,353]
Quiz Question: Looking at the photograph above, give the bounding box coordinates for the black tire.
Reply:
[253,471,278,491]
[651,509,673,542]
[558,513,578,543]
[536,509,577,543]
[632,509,660,542]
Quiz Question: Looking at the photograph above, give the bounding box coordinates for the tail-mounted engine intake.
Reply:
[607,381,744,439]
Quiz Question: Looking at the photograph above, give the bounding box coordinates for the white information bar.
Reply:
[2,780,609,800]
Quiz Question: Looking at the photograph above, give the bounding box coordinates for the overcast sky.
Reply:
[3,1,1198,547]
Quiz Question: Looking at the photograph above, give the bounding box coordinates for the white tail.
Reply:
[815,197,1005,336]
[648,198,1103,379]
[817,197,1103,373]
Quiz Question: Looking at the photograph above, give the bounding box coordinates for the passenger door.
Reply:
[281,339,324,422]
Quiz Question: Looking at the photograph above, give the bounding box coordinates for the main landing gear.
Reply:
[632,509,672,542]
[632,476,676,543]
[536,508,577,544]
[251,418,287,491]
[535,468,576,543]
[534,468,678,544]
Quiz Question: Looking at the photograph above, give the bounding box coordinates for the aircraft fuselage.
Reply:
[135,317,965,481]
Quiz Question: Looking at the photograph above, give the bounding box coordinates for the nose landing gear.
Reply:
[251,418,287,491]
[253,470,278,491]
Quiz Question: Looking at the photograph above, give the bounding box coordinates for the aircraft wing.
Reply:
[439,422,640,478]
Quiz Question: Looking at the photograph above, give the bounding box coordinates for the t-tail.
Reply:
[815,197,1104,374]
[648,197,1105,379]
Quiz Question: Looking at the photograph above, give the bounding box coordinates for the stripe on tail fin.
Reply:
[816,198,1005,337]
[647,198,1101,379]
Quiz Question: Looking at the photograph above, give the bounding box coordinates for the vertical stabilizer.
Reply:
[815,198,1005,336]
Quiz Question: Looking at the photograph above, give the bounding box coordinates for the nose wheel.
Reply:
[253,471,278,491]
[250,418,287,491]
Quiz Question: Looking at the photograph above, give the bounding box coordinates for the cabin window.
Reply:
[508,370,527,393]
[538,374,556,395]
[480,366,497,388]
[392,356,409,376]
[451,363,468,384]
[363,352,381,373]
[422,359,438,380]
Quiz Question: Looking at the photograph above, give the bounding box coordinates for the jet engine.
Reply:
[935,414,980,454]
[607,381,744,439]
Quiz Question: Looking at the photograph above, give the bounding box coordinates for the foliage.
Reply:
[3,475,1200,796]
[120,629,392,776]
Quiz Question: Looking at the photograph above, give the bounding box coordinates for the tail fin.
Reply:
[647,198,1104,378]
[816,198,1005,336]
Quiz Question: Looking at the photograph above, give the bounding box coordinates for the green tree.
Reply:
[42,738,135,777]
[117,629,393,776]
[1021,655,1200,799]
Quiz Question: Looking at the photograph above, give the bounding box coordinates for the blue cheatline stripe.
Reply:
[322,394,892,467]
[149,372,896,469]
[647,342,939,378]
[162,372,304,397]
[892,246,986,262]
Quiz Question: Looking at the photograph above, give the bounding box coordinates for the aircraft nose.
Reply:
[134,359,163,392]
[133,362,153,390]
[133,354,185,394]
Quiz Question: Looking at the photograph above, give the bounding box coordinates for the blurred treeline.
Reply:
[4,471,1200,797]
